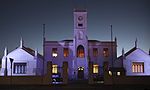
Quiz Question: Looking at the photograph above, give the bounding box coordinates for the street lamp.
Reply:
[4,57,8,76]
[9,58,14,85]
[10,58,14,76]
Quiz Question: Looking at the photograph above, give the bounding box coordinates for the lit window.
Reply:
[52,48,58,57]
[52,65,58,74]
[93,64,99,74]
[77,45,85,58]
[64,48,69,57]
[13,63,26,74]
[132,62,144,73]
[103,48,109,57]
[93,48,98,57]
[109,71,112,76]
[117,72,121,76]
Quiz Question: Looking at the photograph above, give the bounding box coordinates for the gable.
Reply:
[7,48,34,60]
[126,48,150,61]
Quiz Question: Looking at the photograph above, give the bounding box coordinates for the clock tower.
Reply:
[73,9,88,79]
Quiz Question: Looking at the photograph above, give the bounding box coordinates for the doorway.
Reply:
[78,67,84,79]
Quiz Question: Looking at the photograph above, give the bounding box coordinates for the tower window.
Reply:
[78,23,83,27]
[93,64,99,74]
[64,48,69,57]
[52,48,58,57]
[77,45,85,58]
[103,48,109,57]
[52,65,58,74]
[132,62,144,73]
[93,48,98,57]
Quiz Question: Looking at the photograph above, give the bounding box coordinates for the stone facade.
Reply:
[44,9,117,81]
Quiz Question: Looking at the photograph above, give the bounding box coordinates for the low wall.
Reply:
[113,76,150,85]
[104,62,150,85]
[0,61,52,85]
[104,71,150,85]
[0,61,69,85]
[0,76,43,85]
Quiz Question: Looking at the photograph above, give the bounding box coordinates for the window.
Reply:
[52,48,58,57]
[93,64,99,74]
[93,48,98,57]
[103,48,109,57]
[109,71,112,76]
[77,45,85,58]
[13,63,26,74]
[117,72,121,76]
[78,23,83,27]
[79,31,83,40]
[64,48,69,57]
[52,65,58,74]
[132,62,144,73]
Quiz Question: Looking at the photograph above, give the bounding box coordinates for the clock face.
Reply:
[78,16,83,21]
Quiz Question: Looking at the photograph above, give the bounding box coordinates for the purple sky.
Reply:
[0,0,150,57]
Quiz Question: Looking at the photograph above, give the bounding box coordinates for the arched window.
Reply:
[77,45,85,58]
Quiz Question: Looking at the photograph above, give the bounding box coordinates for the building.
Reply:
[44,9,117,81]
[0,38,43,76]
[0,9,150,85]
[118,46,150,76]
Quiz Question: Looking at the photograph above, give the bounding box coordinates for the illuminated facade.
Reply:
[1,9,150,85]
[44,9,117,80]
[0,39,43,76]
[118,47,150,76]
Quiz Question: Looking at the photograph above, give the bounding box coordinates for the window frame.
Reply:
[93,64,99,74]
[52,64,58,74]
[132,62,144,73]
[52,48,58,57]
[13,63,27,74]
[93,48,98,57]
[63,48,69,57]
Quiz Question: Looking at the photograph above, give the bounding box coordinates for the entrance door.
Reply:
[78,67,84,79]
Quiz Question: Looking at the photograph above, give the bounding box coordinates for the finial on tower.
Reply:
[20,37,24,48]
[4,47,8,56]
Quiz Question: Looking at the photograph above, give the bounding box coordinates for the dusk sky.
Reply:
[0,0,150,57]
